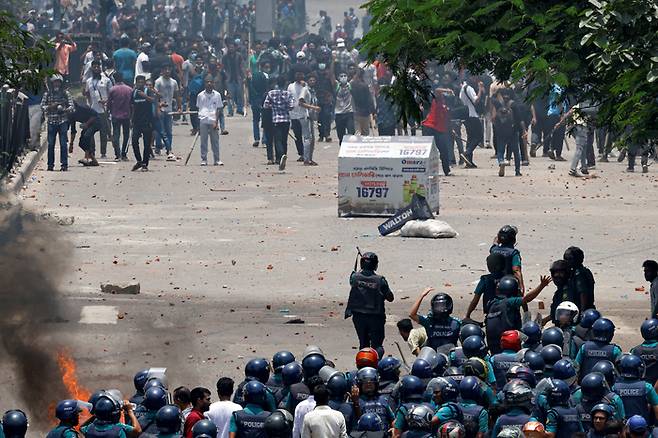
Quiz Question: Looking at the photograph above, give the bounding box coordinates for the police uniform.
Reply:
[613,377,658,424]
[575,341,622,380]
[283,382,310,413]
[546,405,583,438]
[432,402,463,427]
[631,341,658,385]
[329,399,355,432]
[491,409,530,437]
[358,395,395,424]
[229,404,270,438]
[234,379,277,411]
[489,244,521,276]
[458,401,488,436]
[345,269,394,351]
[416,314,461,354]
[574,392,625,430]
[136,410,159,437]
[485,296,524,355]
[474,272,504,314]
[490,350,522,391]
[81,421,136,438]
[46,425,79,438]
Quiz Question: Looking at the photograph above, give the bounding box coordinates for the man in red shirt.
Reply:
[183,387,212,438]
[421,86,453,176]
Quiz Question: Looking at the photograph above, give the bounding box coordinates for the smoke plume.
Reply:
[0,199,70,427]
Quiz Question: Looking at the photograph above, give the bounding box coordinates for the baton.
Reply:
[184,132,200,165]
[394,341,411,372]
[353,246,363,271]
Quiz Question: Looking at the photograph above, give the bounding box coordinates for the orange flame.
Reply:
[55,351,92,426]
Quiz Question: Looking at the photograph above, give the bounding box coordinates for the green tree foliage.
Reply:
[0,12,53,92]
[360,0,658,142]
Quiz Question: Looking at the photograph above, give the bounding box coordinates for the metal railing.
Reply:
[0,85,31,181]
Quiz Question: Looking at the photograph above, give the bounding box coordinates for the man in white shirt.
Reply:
[287,70,312,163]
[84,60,114,158]
[135,42,151,81]
[196,76,224,166]
[154,65,181,160]
[458,76,485,168]
[301,385,348,438]
[205,377,242,438]
[292,376,323,438]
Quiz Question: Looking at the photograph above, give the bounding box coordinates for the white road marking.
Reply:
[79,306,118,324]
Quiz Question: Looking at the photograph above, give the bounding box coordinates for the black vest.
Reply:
[233,410,271,438]
[479,274,498,313]
[613,379,650,423]
[426,317,460,351]
[460,404,484,438]
[549,406,582,438]
[359,395,393,422]
[287,382,310,412]
[347,272,385,315]
[485,297,515,354]
[631,343,658,386]
[329,400,354,431]
[83,423,123,438]
[579,341,616,377]
[577,393,616,431]
[496,413,530,434]
[47,425,78,438]
[489,245,519,275]
[491,352,522,391]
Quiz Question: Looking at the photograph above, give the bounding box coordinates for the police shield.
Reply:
[377,194,434,236]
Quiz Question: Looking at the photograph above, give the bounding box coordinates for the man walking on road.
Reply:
[41,74,74,171]
[84,60,113,159]
[107,72,132,160]
[263,75,295,171]
[130,75,156,171]
[196,77,224,166]
[459,76,485,168]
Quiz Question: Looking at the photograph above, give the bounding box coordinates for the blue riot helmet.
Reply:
[426,377,459,403]
[459,376,484,403]
[155,405,181,434]
[244,381,267,405]
[92,395,121,422]
[410,358,433,379]
[133,369,149,393]
[264,410,293,438]
[591,318,615,343]
[497,275,519,297]
[192,419,217,438]
[377,356,401,381]
[552,359,577,386]
[143,386,168,411]
[55,400,82,423]
[459,323,484,343]
[327,374,349,400]
[522,321,542,346]
[523,350,545,377]
[272,351,295,373]
[356,413,385,431]
[143,378,166,391]
[301,354,326,378]
[245,358,271,383]
[540,345,562,370]
[506,365,537,388]
[617,354,645,380]
[462,335,487,358]
[581,372,608,401]
[591,360,616,387]
[641,319,658,341]
[398,375,425,402]
[281,362,303,386]
[547,379,571,406]
[541,327,564,347]
[2,410,28,438]
[580,309,601,329]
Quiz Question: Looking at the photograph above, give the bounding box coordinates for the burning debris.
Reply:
[0,200,78,427]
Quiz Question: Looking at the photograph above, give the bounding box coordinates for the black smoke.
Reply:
[0,199,70,427]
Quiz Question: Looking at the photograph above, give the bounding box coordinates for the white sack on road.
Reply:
[399,219,458,238]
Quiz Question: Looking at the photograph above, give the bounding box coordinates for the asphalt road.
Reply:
[8,112,658,431]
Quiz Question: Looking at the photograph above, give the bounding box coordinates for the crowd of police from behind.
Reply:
[2,226,658,438]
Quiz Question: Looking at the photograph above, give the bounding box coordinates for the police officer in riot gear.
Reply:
[485,275,551,354]
[2,410,28,438]
[522,321,542,352]
[490,225,525,293]
[490,380,533,437]
[229,381,271,438]
[346,252,395,355]
[491,330,523,391]
[545,379,583,437]
[574,372,625,430]
[575,318,622,382]
[631,318,658,385]
[612,354,658,425]
[427,377,463,429]
[234,358,277,411]
[136,386,168,435]
[573,308,600,353]
[392,375,427,436]
[400,404,434,438]
[82,393,142,438]
[564,246,595,311]
[448,324,484,367]
[327,374,355,432]
[457,376,489,437]
[131,369,150,405]
[276,362,303,406]
[283,353,325,413]
[353,367,395,427]
[409,288,461,355]
[155,405,182,437]
[377,356,401,409]
[48,400,82,438]
[268,352,295,392]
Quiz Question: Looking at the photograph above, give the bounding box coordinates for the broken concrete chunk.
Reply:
[100,283,140,294]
